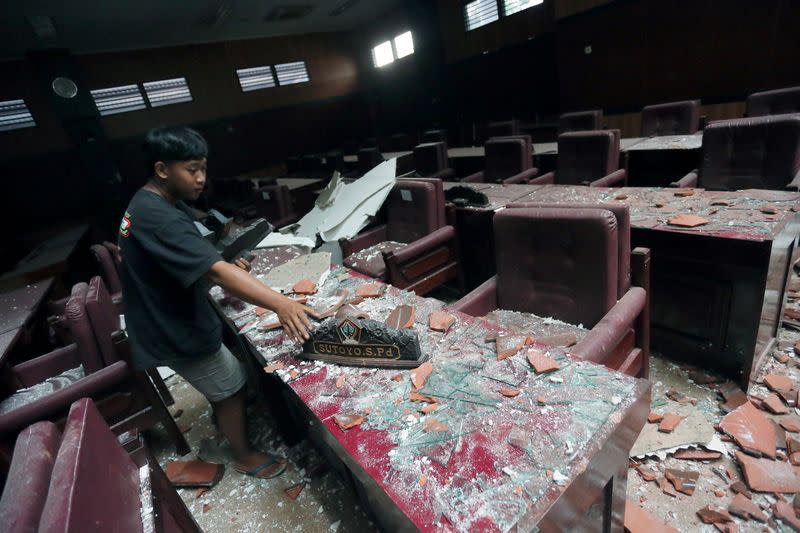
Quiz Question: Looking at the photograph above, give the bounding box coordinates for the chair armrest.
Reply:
[529,171,555,185]
[785,169,800,191]
[670,170,699,188]
[572,287,646,366]
[462,171,485,183]
[340,224,388,258]
[588,168,627,187]
[449,276,498,317]
[271,213,300,230]
[12,344,82,388]
[385,226,455,265]
[503,167,539,185]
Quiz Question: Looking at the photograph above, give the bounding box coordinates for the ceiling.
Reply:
[0,0,404,60]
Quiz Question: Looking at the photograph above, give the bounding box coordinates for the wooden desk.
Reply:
[446,182,800,389]
[0,225,88,291]
[211,261,650,532]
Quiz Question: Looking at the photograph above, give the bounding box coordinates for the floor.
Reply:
[148,278,800,532]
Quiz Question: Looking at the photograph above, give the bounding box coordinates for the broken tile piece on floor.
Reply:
[672,448,722,461]
[696,505,732,524]
[647,412,664,424]
[765,373,795,393]
[658,414,683,433]
[773,500,800,531]
[623,500,680,533]
[658,477,676,497]
[729,480,751,498]
[719,401,776,458]
[385,304,416,329]
[527,350,561,374]
[410,361,433,390]
[667,214,709,227]
[736,450,800,492]
[499,388,520,398]
[536,333,577,347]
[635,465,657,482]
[664,468,699,495]
[428,310,456,332]
[665,389,697,405]
[284,482,305,500]
[761,393,790,414]
[355,282,386,298]
[333,414,365,431]
[264,361,285,374]
[727,493,767,522]
[781,415,800,433]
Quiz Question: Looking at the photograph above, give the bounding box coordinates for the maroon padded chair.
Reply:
[671,114,800,191]
[641,100,701,136]
[253,184,299,228]
[341,179,460,295]
[487,119,520,138]
[412,142,454,180]
[90,244,123,303]
[463,138,540,184]
[0,421,61,533]
[37,398,201,533]
[0,277,189,468]
[450,206,650,378]
[558,110,603,133]
[746,86,800,117]
[529,130,626,187]
[488,134,535,168]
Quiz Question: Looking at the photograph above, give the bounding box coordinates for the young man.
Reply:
[118,126,318,478]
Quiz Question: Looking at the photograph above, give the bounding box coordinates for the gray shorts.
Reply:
[169,344,247,402]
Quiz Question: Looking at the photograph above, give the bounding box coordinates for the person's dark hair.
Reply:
[143,126,208,176]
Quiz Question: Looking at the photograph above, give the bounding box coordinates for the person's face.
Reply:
[154,158,207,201]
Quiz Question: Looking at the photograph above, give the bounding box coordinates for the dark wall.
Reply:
[556,0,800,112]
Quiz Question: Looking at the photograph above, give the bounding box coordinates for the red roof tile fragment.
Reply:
[410,361,433,390]
[423,418,449,433]
[428,310,456,332]
[762,393,790,414]
[385,304,416,329]
[527,351,561,374]
[728,493,768,522]
[658,414,684,433]
[623,500,680,533]
[292,279,317,295]
[667,214,709,227]
[719,401,776,458]
[333,414,365,431]
[736,451,800,492]
[765,374,794,393]
[696,505,733,524]
[664,468,699,495]
[672,448,722,461]
[284,482,305,500]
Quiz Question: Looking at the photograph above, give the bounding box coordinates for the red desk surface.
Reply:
[212,259,649,531]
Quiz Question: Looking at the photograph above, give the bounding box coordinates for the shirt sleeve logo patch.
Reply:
[119,211,133,238]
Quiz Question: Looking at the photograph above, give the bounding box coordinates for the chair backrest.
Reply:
[64,283,105,374]
[558,110,603,133]
[102,241,122,271]
[413,142,449,176]
[385,179,445,244]
[84,276,121,367]
[254,184,293,223]
[641,100,701,136]
[89,244,122,295]
[494,207,619,328]
[487,120,520,138]
[556,130,620,185]
[484,138,530,182]
[38,398,143,533]
[699,114,800,190]
[746,86,800,117]
[421,129,447,144]
[506,202,631,298]
[357,147,384,174]
[488,134,535,167]
[0,421,61,533]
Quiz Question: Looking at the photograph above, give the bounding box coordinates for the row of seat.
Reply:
[0,397,200,532]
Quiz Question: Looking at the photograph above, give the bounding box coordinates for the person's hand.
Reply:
[275,297,320,343]
[233,257,251,272]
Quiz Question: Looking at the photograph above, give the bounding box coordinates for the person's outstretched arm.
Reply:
[208,261,319,342]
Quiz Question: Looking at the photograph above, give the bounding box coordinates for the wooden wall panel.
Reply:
[554,0,616,20]
[437,0,554,64]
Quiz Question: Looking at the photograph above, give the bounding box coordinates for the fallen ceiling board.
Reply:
[320,182,394,242]
[255,232,316,250]
[261,252,331,293]
[630,409,715,458]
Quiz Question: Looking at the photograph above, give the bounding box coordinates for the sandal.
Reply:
[234,454,287,479]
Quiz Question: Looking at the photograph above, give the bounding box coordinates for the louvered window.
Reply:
[503,0,543,16]
[0,99,36,131]
[236,66,276,92]
[90,84,147,116]
[464,0,499,31]
[275,61,310,86]
[143,77,193,107]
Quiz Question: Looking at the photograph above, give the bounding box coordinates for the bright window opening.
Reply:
[504,0,544,16]
[275,61,310,86]
[465,0,499,31]
[236,66,276,92]
[394,31,414,59]
[142,77,193,107]
[372,41,395,68]
[0,99,36,131]
[90,84,147,116]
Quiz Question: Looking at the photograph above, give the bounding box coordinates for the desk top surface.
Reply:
[624,134,703,151]
[0,277,54,335]
[212,257,648,532]
[444,183,800,241]
[0,225,88,281]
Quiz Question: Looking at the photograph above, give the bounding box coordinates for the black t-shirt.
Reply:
[118,189,223,369]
